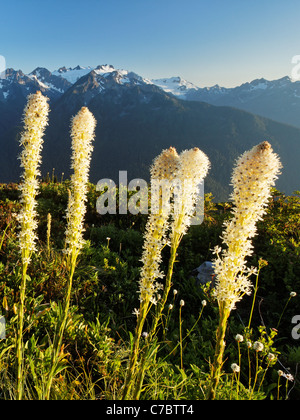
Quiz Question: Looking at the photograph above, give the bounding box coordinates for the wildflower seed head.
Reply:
[18,91,49,262]
[267,353,276,362]
[278,370,294,382]
[180,299,185,307]
[231,363,240,373]
[290,291,297,297]
[235,334,244,343]
[253,341,264,352]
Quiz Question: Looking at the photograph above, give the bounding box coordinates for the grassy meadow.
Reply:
[0,179,299,400]
[0,93,299,401]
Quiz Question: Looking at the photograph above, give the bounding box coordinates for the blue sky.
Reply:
[1,0,300,87]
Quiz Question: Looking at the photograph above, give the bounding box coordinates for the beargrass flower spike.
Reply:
[213,141,282,312]
[18,91,49,264]
[45,106,96,399]
[208,141,282,400]
[17,91,49,399]
[64,106,96,268]
[123,147,179,400]
[172,147,210,239]
[138,147,180,305]
[150,147,210,336]
[150,147,210,335]
[127,147,210,401]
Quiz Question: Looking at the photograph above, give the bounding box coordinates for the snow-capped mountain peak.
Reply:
[52,65,93,84]
[93,64,115,76]
[151,76,198,98]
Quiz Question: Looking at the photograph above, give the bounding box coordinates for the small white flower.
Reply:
[267,353,276,362]
[290,292,297,297]
[246,341,252,348]
[212,246,222,255]
[132,308,140,317]
[278,370,294,382]
[201,300,207,307]
[168,304,173,310]
[173,289,178,296]
[231,363,240,373]
[235,334,244,343]
[180,299,185,307]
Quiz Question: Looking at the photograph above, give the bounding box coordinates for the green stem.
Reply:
[122,302,149,400]
[44,253,76,399]
[207,304,230,400]
[0,220,12,253]
[248,270,260,330]
[247,347,252,390]
[237,342,241,398]
[152,237,179,337]
[17,261,28,400]
[179,304,183,370]
[131,235,180,400]
[276,297,291,330]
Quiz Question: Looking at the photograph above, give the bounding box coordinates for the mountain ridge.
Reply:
[2,64,300,128]
[0,64,299,201]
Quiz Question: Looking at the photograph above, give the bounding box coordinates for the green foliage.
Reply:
[0,183,299,399]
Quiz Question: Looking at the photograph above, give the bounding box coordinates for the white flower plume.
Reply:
[213,141,282,311]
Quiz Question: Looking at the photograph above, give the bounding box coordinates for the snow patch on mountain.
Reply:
[151,76,199,98]
[28,74,49,90]
[53,65,93,84]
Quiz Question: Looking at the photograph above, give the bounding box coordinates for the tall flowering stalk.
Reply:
[207,141,282,399]
[122,147,179,400]
[64,107,96,270]
[131,147,210,400]
[17,91,49,399]
[151,148,210,336]
[45,107,96,399]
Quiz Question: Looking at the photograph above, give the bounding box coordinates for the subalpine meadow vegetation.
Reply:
[0,92,299,400]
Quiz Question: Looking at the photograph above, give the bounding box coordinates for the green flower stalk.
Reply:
[123,147,179,400]
[45,106,96,399]
[208,141,282,399]
[17,91,49,399]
